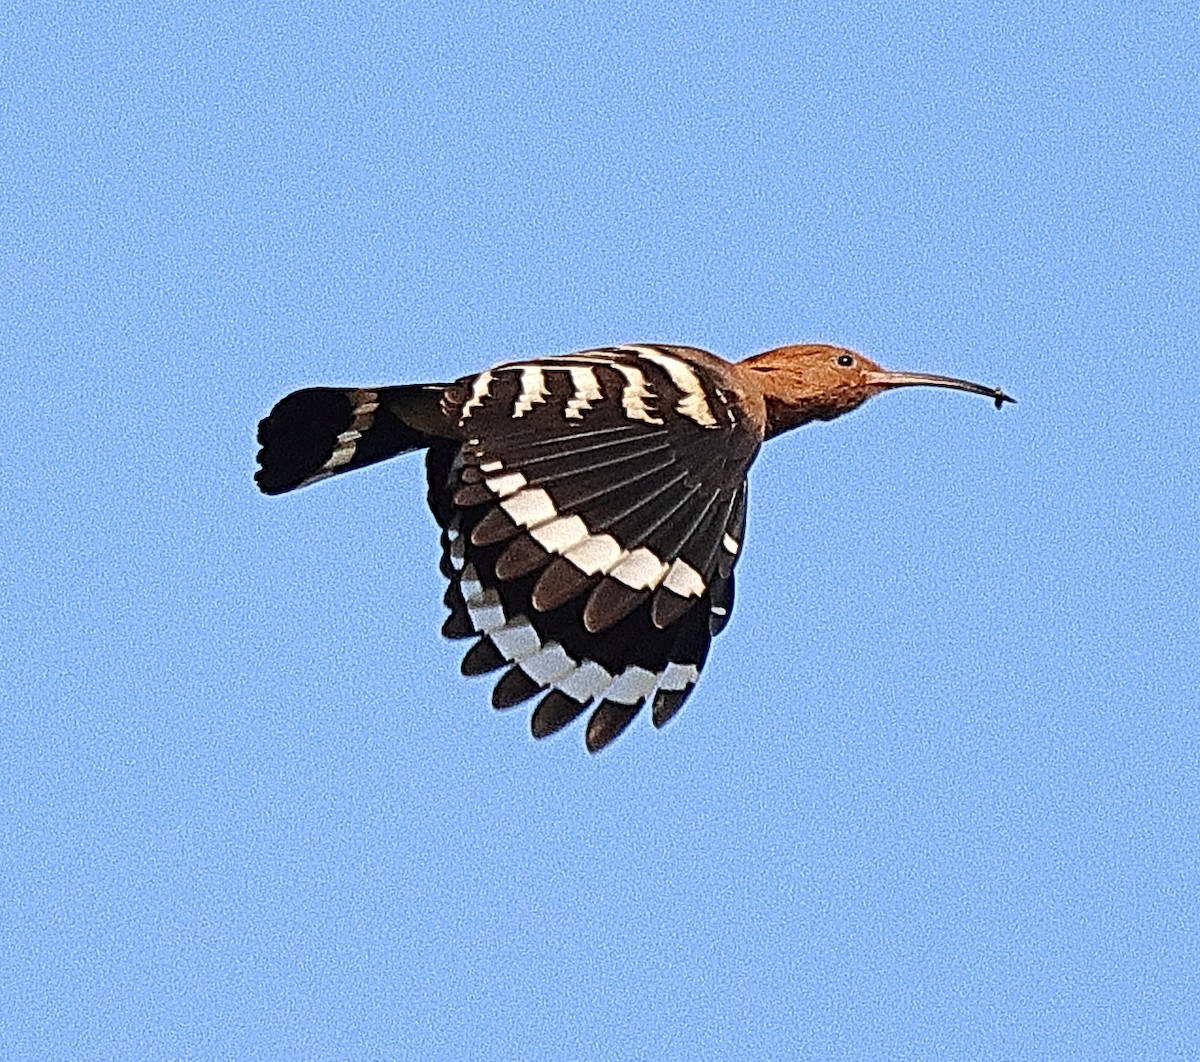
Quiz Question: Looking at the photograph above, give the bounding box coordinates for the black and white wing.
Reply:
[428,345,761,751]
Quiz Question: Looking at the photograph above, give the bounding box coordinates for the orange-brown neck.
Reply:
[736,344,879,438]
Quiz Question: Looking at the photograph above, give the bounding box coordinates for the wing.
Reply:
[428,345,761,751]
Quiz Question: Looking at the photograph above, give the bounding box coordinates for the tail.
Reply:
[255,384,452,495]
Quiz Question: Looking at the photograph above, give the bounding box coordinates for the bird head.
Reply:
[738,344,1014,438]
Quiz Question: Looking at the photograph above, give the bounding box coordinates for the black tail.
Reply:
[255,384,451,495]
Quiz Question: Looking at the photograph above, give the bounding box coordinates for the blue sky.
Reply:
[3,1,1197,1058]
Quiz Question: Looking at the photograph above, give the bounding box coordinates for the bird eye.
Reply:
[836,354,854,367]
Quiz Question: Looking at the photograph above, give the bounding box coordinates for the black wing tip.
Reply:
[531,690,591,740]
[441,609,475,640]
[585,698,644,753]
[492,666,543,710]
[651,688,690,728]
[461,637,507,676]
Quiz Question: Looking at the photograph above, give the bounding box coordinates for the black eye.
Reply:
[837,354,854,367]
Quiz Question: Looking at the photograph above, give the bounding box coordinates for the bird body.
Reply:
[256,342,1012,751]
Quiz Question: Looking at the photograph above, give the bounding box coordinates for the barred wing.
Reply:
[428,345,760,751]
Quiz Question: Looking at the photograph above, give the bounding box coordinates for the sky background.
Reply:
[2,1,1197,1058]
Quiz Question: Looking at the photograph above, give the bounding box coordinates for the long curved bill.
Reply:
[864,369,1016,410]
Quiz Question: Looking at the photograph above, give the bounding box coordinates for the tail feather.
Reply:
[255,384,451,495]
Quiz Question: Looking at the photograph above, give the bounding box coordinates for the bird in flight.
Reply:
[256,343,1013,752]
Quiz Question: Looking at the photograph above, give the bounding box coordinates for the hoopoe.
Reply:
[256,343,1012,752]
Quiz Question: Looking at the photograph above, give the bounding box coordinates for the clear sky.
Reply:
[3,2,1197,1058]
